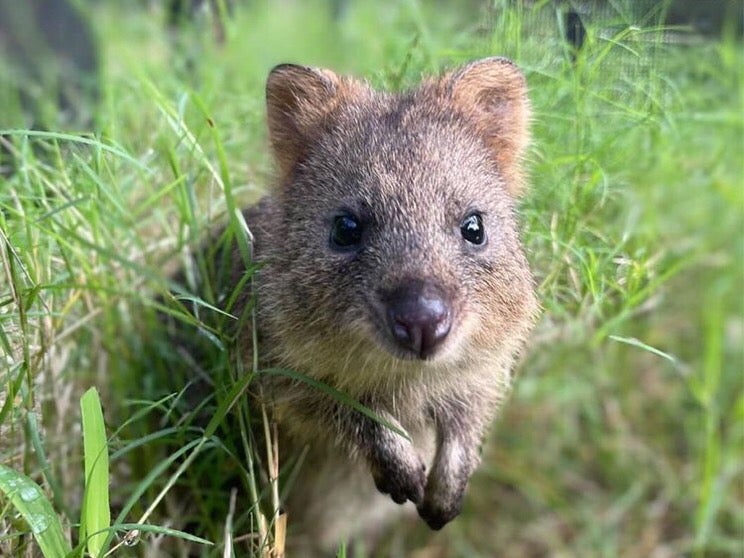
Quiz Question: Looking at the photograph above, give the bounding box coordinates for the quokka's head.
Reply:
[260,58,537,373]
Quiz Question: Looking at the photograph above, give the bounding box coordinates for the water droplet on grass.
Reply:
[28,513,49,534]
[20,486,40,502]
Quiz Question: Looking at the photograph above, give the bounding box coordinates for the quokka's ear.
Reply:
[441,57,531,196]
[266,64,357,179]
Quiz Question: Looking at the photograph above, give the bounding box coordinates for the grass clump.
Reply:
[1,1,742,556]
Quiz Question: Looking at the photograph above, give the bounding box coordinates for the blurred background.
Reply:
[1,1,742,139]
[0,1,742,557]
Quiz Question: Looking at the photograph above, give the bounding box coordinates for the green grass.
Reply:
[1,1,742,556]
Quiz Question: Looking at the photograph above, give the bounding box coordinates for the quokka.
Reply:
[174,57,538,555]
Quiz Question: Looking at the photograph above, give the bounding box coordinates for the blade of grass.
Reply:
[81,387,111,558]
[260,368,411,440]
[0,129,149,171]
[608,335,679,365]
[110,438,206,539]
[25,412,69,518]
[693,289,725,555]
[0,464,71,558]
[106,522,213,548]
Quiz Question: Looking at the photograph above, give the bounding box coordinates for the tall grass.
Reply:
[1,1,742,556]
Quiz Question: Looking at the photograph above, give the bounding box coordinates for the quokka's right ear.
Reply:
[266,64,354,179]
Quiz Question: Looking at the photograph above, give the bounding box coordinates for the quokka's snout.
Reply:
[380,278,454,360]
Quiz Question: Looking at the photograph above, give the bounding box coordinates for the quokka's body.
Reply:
[208,58,538,555]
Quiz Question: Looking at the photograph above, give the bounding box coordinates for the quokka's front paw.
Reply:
[371,454,426,505]
[417,485,466,530]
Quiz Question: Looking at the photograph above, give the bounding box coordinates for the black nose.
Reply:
[384,281,452,359]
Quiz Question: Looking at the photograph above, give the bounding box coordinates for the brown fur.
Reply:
[221,58,538,555]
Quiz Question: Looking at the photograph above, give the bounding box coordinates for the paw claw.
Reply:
[372,456,426,506]
[417,495,463,530]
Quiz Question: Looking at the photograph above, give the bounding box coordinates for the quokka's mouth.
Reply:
[394,345,448,362]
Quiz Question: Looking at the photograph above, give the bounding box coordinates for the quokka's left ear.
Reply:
[439,57,531,197]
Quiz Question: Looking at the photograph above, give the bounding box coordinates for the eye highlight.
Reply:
[329,214,363,250]
[460,212,486,246]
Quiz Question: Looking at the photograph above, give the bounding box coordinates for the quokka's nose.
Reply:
[385,281,452,359]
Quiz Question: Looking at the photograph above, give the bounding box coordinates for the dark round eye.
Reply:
[330,214,363,250]
[460,213,486,245]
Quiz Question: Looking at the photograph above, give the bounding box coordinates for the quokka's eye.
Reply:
[330,214,363,250]
[460,212,486,245]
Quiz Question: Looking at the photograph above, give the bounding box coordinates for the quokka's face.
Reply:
[278,108,528,363]
[263,59,536,369]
